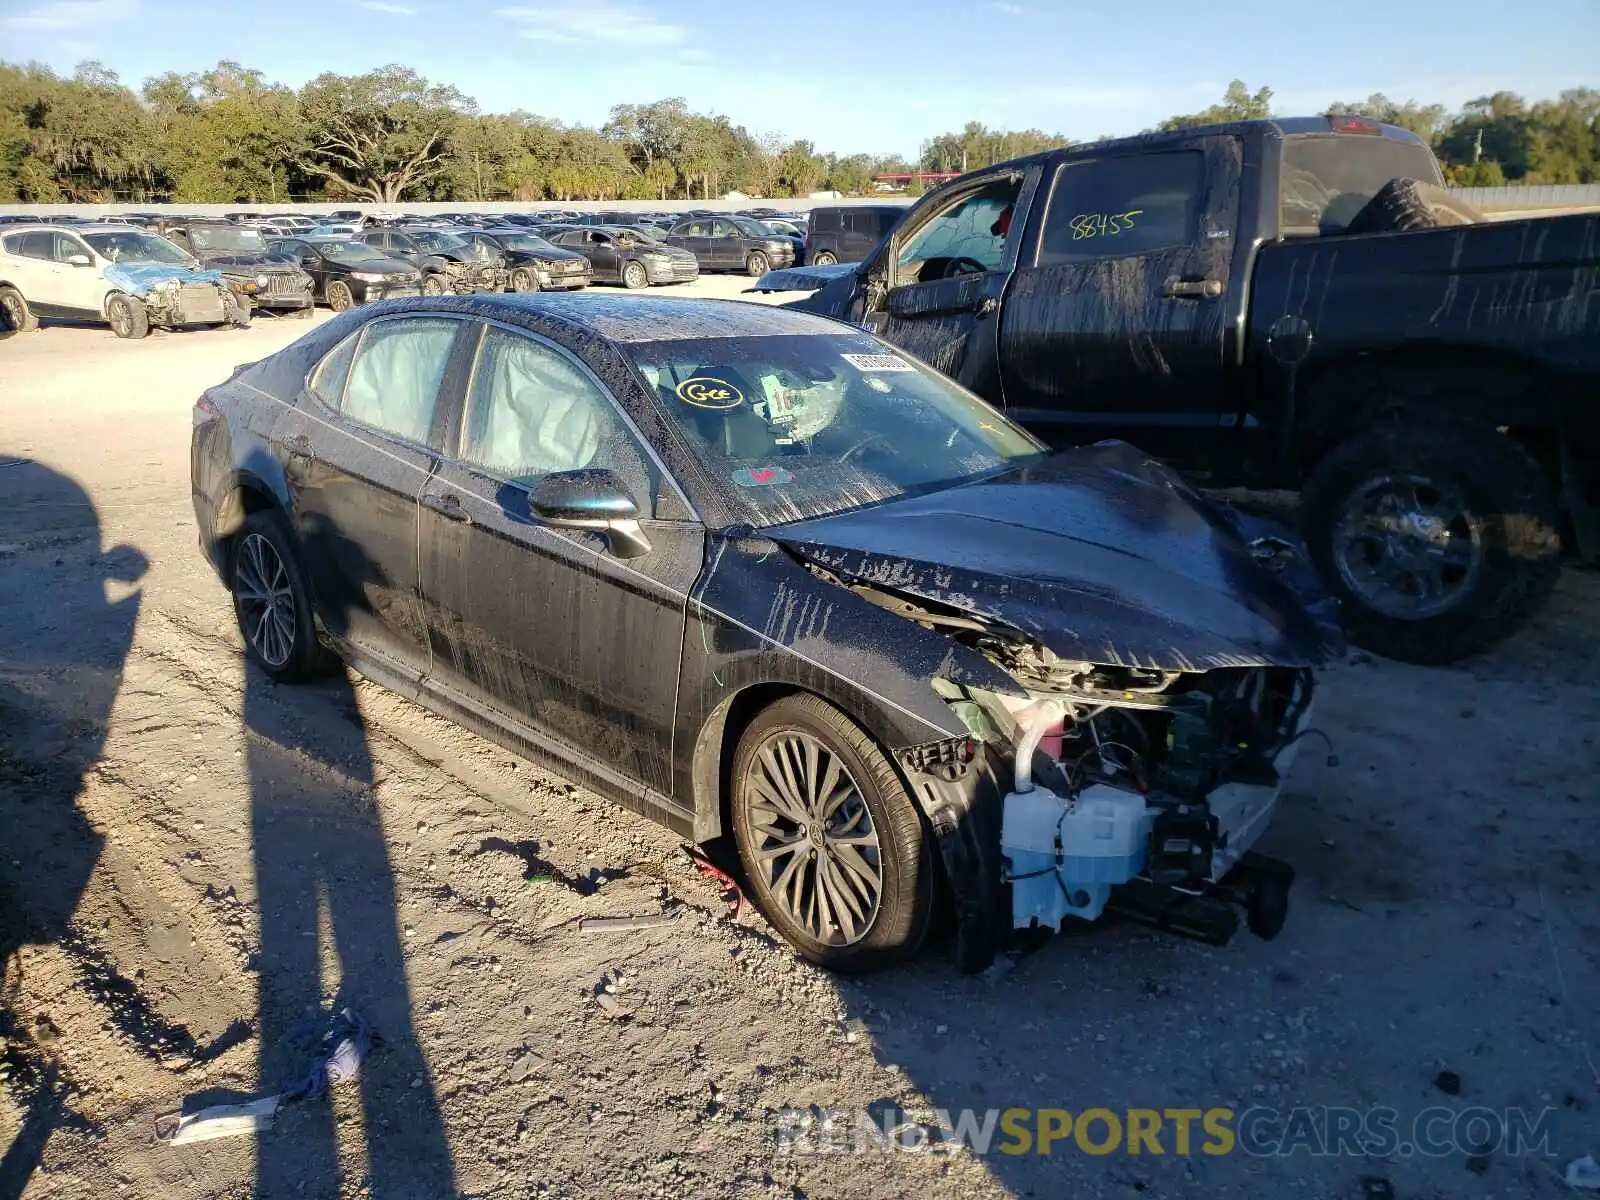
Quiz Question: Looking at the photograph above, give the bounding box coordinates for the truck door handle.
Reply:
[1162,277,1224,299]
[421,491,471,523]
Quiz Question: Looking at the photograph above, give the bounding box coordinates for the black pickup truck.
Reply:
[783,116,1599,664]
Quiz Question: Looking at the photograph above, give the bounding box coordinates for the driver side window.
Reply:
[52,233,90,263]
[458,328,656,514]
[895,177,1022,281]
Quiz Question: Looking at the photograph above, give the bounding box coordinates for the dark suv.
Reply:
[804,205,905,266]
[665,216,796,276]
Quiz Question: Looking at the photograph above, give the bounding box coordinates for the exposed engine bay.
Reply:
[849,576,1320,946]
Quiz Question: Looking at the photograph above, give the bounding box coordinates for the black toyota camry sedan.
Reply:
[191,295,1339,972]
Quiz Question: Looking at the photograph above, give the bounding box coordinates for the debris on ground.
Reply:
[682,845,744,918]
[1567,1155,1600,1189]
[577,912,678,933]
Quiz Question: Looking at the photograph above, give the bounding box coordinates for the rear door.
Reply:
[997,138,1240,436]
[866,167,1038,399]
[709,220,742,270]
[417,320,701,799]
[5,232,65,314]
[273,314,476,680]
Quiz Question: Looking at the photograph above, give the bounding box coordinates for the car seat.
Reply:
[671,366,777,461]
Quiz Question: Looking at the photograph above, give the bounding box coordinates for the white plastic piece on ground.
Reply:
[166,1095,282,1146]
[1002,783,1153,928]
[1567,1155,1600,1189]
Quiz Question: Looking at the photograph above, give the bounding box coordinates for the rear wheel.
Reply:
[510,266,537,293]
[1302,416,1563,664]
[106,294,149,340]
[746,250,770,277]
[326,282,354,313]
[811,250,838,267]
[729,694,934,972]
[621,260,649,290]
[0,285,38,334]
[230,510,335,683]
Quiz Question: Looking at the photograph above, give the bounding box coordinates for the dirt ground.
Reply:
[1,277,1597,1200]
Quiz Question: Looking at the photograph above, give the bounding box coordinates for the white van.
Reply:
[0,224,248,339]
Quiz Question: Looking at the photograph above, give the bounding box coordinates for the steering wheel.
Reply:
[838,430,894,464]
[942,256,990,279]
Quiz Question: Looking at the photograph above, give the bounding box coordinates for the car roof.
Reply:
[373,293,851,344]
[0,222,146,236]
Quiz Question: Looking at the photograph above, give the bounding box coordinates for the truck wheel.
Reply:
[106,294,149,340]
[0,285,38,334]
[729,694,934,973]
[746,250,770,277]
[811,250,838,267]
[1344,178,1439,236]
[1302,417,1563,664]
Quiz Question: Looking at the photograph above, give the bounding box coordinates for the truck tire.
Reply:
[1345,178,1440,235]
[0,285,38,334]
[1302,416,1562,664]
[106,294,149,340]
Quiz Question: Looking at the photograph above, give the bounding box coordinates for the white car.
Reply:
[0,223,249,339]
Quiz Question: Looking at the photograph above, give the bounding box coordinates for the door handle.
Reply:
[1162,277,1224,299]
[974,296,999,317]
[421,491,471,523]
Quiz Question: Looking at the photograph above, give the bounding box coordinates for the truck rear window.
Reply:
[1280,134,1444,236]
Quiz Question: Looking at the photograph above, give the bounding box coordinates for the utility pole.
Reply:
[1473,128,1484,163]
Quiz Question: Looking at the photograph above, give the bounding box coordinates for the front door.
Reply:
[274,313,476,677]
[417,322,701,799]
[50,233,108,315]
[997,137,1240,440]
[709,220,742,270]
[583,231,622,280]
[866,168,1037,401]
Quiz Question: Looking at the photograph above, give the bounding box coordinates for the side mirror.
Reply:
[67,253,93,267]
[528,468,651,559]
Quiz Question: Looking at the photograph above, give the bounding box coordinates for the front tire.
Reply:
[106,294,149,340]
[811,250,838,267]
[729,694,934,972]
[326,282,354,313]
[0,285,38,334]
[510,267,537,293]
[746,250,770,277]
[1302,416,1562,664]
[230,510,334,683]
[621,260,649,290]
[422,274,447,297]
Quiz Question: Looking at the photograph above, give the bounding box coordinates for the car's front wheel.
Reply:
[230,510,334,683]
[422,274,447,296]
[326,282,355,312]
[746,250,770,277]
[729,694,934,972]
[106,294,149,339]
[510,267,537,293]
[811,250,838,267]
[621,260,649,290]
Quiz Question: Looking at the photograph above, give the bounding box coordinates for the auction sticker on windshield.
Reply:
[841,353,917,372]
[676,377,745,409]
[732,466,795,487]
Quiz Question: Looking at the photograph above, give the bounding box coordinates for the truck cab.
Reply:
[797,117,1598,665]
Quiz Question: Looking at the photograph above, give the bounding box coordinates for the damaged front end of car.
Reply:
[106,263,245,330]
[771,446,1344,970]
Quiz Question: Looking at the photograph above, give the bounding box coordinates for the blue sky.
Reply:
[1,0,1595,156]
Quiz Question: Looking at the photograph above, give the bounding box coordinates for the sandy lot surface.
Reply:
[1,276,1597,1200]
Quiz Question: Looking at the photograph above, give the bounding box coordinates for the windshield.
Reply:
[314,241,388,263]
[413,231,470,251]
[83,231,191,265]
[1280,134,1445,235]
[188,226,266,253]
[489,232,557,253]
[627,332,1044,525]
[727,218,775,238]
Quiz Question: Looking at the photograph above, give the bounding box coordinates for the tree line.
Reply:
[1,62,1594,205]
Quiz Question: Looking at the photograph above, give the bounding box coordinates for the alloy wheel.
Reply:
[743,730,883,946]
[1332,474,1485,620]
[234,532,297,668]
